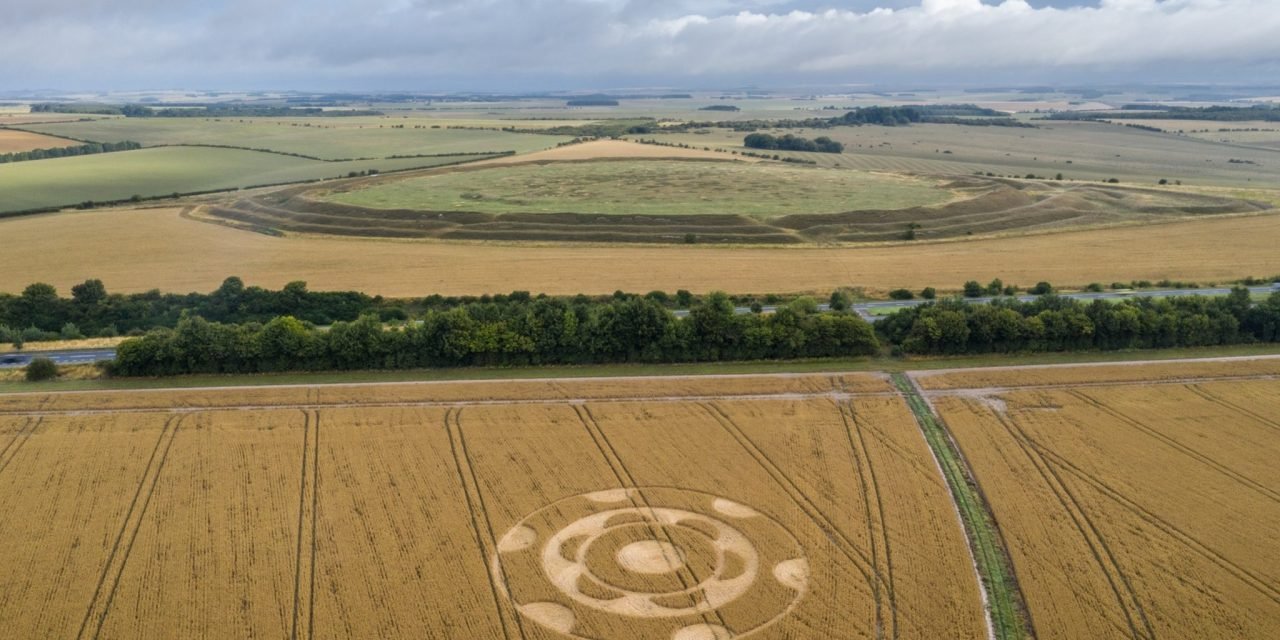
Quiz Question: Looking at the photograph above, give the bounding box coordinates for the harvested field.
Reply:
[3,205,1280,297]
[922,361,1280,639]
[0,129,79,153]
[0,373,985,639]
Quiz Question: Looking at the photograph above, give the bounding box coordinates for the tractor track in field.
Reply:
[444,408,528,640]
[699,402,888,607]
[990,409,1156,640]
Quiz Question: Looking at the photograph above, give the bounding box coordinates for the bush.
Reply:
[888,289,914,300]
[25,357,58,382]
[963,281,984,298]
[1085,283,1104,292]
[1030,281,1054,295]
[60,322,85,340]
[920,287,937,300]
[829,290,852,312]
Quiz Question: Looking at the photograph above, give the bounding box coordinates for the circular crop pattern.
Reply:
[492,487,808,639]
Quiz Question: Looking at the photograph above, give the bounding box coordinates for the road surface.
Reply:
[0,348,118,369]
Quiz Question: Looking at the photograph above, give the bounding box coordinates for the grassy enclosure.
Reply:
[320,159,954,217]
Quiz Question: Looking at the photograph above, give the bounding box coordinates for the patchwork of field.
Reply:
[4,205,1280,297]
[0,373,987,639]
[19,118,567,161]
[918,359,1280,639]
[633,121,1278,186]
[0,129,79,153]
[0,147,501,213]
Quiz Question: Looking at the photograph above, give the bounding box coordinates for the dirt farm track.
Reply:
[1,357,1278,639]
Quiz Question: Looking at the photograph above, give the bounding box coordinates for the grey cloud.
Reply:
[0,1,1273,89]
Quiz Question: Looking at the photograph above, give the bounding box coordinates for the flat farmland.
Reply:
[0,147,499,213]
[19,118,569,160]
[3,205,1280,297]
[0,373,988,639]
[919,359,1280,639]
[633,121,1278,186]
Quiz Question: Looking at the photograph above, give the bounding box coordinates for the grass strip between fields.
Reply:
[892,373,1031,640]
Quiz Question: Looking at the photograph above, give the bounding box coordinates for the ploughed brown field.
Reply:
[0,129,80,153]
[917,358,1280,639]
[0,373,987,639]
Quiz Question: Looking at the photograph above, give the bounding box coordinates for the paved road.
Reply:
[1,286,1274,367]
[675,285,1279,322]
[0,348,118,369]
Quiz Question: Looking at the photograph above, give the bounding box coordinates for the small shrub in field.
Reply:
[26,358,58,382]
[889,289,914,300]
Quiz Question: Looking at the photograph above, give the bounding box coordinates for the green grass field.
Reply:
[0,147,498,212]
[20,117,569,160]
[630,120,1278,186]
[321,159,953,217]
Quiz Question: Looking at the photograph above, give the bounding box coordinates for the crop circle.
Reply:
[492,487,807,639]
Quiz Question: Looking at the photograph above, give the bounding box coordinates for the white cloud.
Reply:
[0,1,1276,88]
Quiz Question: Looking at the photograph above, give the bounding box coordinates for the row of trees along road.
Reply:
[112,293,879,375]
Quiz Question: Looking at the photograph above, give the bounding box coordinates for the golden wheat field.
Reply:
[0,373,985,639]
[0,129,80,153]
[2,205,1280,297]
[921,360,1280,639]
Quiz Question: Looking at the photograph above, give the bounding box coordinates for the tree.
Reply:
[920,287,937,300]
[25,357,58,382]
[70,279,107,306]
[829,290,852,312]
[889,289,914,300]
[1030,281,1054,295]
[986,278,1004,296]
[963,281,984,298]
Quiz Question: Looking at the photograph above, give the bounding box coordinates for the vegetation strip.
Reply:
[891,373,1030,640]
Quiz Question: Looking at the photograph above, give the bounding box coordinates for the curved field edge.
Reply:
[892,373,1033,640]
[0,147,510,214]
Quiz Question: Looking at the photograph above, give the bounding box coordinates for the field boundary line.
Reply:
[920,372,1280,396]
[893,374,1031,640]
[0,391,890,418]
[990,407,1155,640]
[444,408,525,640]
[1069,389,1280,504]
[79,414,185,640]
[698,401,886,603]
[1026,437,1280,606]
[572,404,728,630]
[835,400,897,639]
[911,354,1280,380]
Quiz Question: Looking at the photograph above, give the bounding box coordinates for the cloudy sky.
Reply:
[2,0,1276,91]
